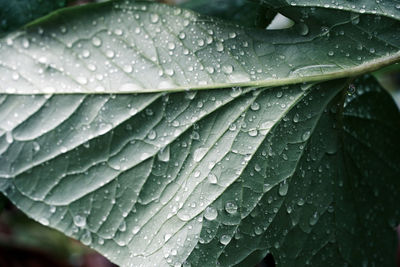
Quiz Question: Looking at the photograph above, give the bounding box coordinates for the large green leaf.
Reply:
[0,0,67,35]
[1,1,400,266]
[1,75,399,266]
[0,1,399,94]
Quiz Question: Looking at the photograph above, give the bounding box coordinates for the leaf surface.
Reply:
[0,1,399,94]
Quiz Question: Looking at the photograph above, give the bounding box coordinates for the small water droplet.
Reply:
[5,131,13,144]
[216,42,224,52]
[167,43,176,50]
[309,211,319,226]
[118,220,126,232]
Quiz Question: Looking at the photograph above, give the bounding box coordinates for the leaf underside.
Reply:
[0,75,399,266]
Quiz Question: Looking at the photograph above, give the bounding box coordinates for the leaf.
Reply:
[0,1,399,94]
[1,75,399,266]
[179,0,276,28]
[0,0,67,35]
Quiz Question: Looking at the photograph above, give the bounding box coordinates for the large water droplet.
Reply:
[92,36,102,47]
[278,179,289,196]
[150,13,160,23]
[207,173,218,184]
[81,230,92,246]
[158,146,170,162]
[302,131,311,141]
[73,215,86,228]
[219,235,231,245]
[225,202,238,214]
[204,206,218,220]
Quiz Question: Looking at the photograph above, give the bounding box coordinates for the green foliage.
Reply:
[0,0,67,35]
[0,0,399,266]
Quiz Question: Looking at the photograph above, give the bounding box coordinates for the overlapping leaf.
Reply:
[0,0,399,94]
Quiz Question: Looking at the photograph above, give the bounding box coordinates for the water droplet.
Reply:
[92,36,102,47]
[248,129,258,137]
[328,51,334,56]
[302,131,311,141]
[278,179,289,196]
[250,102,260,111]
[82,50,90,58]
[309,211,319,226]
[150,13,160,23]
[118,220,126,232]
[98,237,104,245]
[39,218,49,226]
[216,42,224,52]
[81,230,92,246]
[296,23,309,36]
[49,206,56,213]
[158,146,170,162]
[106,50,115,58]
[73,215,86,228]
[147,130,157,140]
[21,38,30,48]
[219,235,231,245]
[225,202,238,214]
[132,226,140,234]
[297,198,305,206]
[197,39,205,47]
[222,65,233,74]
[347,84,356,95]
[179,32,186,39]
[5,131,13,144]
[207,173,218,184]
[230,87,242,98]
[204,206,218,220]
[164,233,172,242]
[193,147,208,162]
[167,43,176,50]
[254,226,263,235]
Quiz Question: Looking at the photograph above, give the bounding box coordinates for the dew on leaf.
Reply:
[278,179,289,196]
[219,235,231,245]
[81,230,92,246]
[204,206,218,220]
[225,202,238,214]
